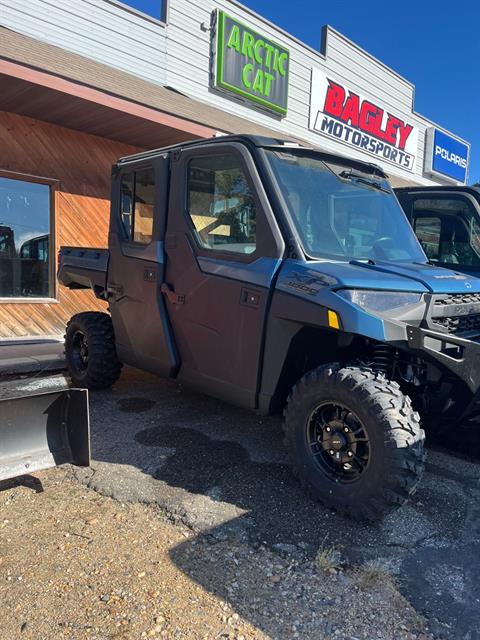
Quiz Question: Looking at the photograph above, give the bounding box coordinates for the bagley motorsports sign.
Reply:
[310,69,418,172]
[214,10,290,117]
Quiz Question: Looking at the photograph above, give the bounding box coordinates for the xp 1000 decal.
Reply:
[309,69,418,172]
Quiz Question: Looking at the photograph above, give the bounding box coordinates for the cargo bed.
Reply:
[58,246,109,299]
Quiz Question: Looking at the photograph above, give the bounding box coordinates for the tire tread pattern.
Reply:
[65,312,122,390]
[283,363,426,520]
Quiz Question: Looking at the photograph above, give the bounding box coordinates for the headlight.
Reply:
[336,289,423,315]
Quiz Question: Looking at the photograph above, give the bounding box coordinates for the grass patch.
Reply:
[315,546,342,573]
[355,559,396,588]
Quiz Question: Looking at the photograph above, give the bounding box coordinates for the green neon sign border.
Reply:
[215,9,289,117]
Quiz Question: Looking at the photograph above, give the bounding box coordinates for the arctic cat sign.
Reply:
[310,69,418,172]
[214,10,289,116]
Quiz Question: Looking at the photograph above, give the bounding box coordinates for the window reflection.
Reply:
[120,169,155,245]
[0,177,51,298]
[187,155,257,255]
[413,198,480,266]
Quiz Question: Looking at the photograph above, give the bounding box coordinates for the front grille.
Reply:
[429,292,480,339]
[434,293,480,306]
[432,313,480,335]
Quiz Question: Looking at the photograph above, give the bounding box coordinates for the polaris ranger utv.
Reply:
[396,186,480,278]
[58,135,480,520]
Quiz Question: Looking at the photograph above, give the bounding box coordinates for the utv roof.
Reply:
[116,134,389,179]
[395,185,480,195]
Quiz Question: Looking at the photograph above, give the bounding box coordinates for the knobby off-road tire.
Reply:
[284,364,425,520]
[65,312,122,389]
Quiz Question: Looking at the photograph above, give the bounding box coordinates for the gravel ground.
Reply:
[0,469,430,640]
[2,368,480,639]
[0,470,263,640]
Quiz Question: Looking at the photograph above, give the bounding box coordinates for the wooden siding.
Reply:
[0,111,141,338]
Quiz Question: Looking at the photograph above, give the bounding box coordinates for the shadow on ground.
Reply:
[80,368,480,639]
[0,475,44,494]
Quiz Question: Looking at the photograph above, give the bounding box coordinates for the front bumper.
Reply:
[406,325,480,393]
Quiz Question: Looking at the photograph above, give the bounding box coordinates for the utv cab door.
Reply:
[162,142,284,409]
[107,155,178,377]
[397,189,480,276]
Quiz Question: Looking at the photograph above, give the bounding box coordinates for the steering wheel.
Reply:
[372,237,395,260]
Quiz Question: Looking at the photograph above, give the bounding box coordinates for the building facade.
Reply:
[0,0,472,337]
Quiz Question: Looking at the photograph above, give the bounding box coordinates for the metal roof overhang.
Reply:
[0,27,292,149]
[0,58,214,148]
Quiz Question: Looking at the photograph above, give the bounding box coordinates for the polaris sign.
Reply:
[425,128,470,183]
[309,69,418,172]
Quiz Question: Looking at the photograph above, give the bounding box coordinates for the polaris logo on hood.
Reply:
[433,274,468,280]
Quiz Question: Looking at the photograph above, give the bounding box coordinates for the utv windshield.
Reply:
[266,150,427,263]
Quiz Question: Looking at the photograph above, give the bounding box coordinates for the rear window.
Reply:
[120,168,155,245]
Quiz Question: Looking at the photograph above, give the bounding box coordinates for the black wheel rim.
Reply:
[71,330,89,373]
[306,402,370,485]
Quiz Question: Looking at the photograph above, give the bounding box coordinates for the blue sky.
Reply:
[123,0,479,184]
[121,0,161,17]
[243,0,480,185]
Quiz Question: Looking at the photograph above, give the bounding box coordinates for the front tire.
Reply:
[65,312,122,389]
[284,364,425,520]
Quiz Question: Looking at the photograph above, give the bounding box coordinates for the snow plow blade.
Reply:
[0,389,89,481]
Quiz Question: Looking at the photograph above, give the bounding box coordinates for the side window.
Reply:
[186,154,257,255]
[120,168,155,245]
[414,216,441,261]
[471,217,480,257]
[413,198,480,266]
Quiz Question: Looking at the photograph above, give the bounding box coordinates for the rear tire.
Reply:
[65,312,122,389]
[284,363,425,520]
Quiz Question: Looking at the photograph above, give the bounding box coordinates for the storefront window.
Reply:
[0,176,51,298]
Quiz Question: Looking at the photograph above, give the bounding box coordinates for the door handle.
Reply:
[161,283,185,305]
[107,283,124,297]
[240,287,260,307]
